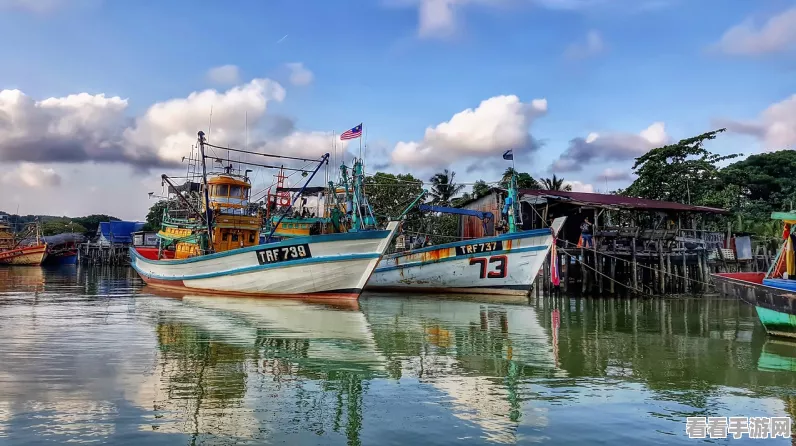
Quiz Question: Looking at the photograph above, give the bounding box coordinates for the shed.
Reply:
[97,221,146,245]
[455,188,504,239]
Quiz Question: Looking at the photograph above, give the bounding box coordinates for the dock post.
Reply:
[562,252,569,293]
[682,251,688,293]
[631,237,638,293]
[581,248,587,294]
[658,243,665,294]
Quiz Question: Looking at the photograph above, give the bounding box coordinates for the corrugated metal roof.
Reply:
[518,189,728,214]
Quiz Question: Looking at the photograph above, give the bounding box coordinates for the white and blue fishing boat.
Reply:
[131,131,398,300]
[367,171,566,296]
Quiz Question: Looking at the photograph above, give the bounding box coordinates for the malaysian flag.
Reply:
[340,123,363,140]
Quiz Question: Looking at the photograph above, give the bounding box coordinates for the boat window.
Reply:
[229,185,242,198]
[249,233,255,243]
[222,233,229,241]
[232,234,239,242]
[215,184,229,197]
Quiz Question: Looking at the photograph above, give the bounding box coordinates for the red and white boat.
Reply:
[0,220,47,265]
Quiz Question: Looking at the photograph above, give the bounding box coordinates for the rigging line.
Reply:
[555,237,715,287]
[202,142,323,163]
[557,248,648,295]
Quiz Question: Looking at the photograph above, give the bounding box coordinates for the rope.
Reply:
[554,237,716,288]
[557,248,649,295]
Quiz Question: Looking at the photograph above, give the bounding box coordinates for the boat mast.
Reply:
[197,131,214,252]
[508,170,517,233]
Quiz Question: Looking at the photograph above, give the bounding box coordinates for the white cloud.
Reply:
[206,65,241,85]
[598,167,631,182]
[386,0,673,38]
[2,162,62,188]
[716,94,796,150]
[564,30,605,59]
[564,180,594,192]
[550,122,668,172]
[285,63,314,86]
[391,95,547,167]
[712,7,796,55]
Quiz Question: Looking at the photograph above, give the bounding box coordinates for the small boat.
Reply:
[40,232,85,265]
[131,131,398,300]
[367,172,566,296]
[0,219,47,266]
[713,211,796,339]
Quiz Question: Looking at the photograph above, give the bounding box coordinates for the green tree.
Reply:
[500,168,541,190]
[144,200,173,231]
[428,169,465,206]
[72,214,120,233]
[472,180,491,198]
[40,219,87,236]
[364,172,424,223]
[624,129,740,205]
[540,174,572,191]
[718,150,796,213]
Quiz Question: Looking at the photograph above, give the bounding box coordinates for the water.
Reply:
[0,266,794,446]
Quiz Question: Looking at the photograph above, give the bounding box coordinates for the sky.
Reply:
[0,0,795,220]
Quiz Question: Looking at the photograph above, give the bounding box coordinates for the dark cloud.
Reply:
[549,126,667,173]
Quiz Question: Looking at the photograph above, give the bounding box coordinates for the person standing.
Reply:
[580,217,593,248]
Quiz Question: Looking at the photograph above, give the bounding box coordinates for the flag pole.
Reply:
[359,122,363,161]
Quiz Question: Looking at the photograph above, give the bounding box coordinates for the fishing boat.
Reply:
[0,218,48,266]
[366,172,566,296]
[713,211,796,339]
[130,131,399,300]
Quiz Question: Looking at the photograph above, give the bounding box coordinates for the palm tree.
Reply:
[501,167,541,190]
[541,174,572,191]
[429,169,465,206]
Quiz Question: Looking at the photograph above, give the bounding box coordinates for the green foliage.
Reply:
[624,128,740,205]
[500,168,540,190]
[719,150,796,213]
[40,219,88,236]
[472,180,491,198]
[365,172,424,223]
[428,169,465,206]
[145,200,173,231]
[72,214,119,233]
[540,174,572,191]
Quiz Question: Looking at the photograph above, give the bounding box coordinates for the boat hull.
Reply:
[131,223,398,300]
[0,244,48,265]
[134,246,175,261]
[713,272,796,339]
[367,218,565,296]
[44,252,77,265]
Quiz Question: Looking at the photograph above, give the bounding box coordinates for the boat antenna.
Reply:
[197,131,214,252]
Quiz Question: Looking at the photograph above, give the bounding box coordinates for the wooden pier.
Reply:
[513,190,776,297]
[78,242,131,265]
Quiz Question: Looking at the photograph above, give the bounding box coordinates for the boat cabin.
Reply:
[204,174,261,254]
[0,218,14,251]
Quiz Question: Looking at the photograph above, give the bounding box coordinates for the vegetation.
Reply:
[540,174,572,191]
[0,212,118,235]
[428,169,465,206]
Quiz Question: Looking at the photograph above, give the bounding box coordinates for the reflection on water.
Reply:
[0,266,794,445]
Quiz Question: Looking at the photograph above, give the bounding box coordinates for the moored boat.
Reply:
[0,219,48,266]
[130,131,399,300]
[366,170,566,296]
[713,211,796,339]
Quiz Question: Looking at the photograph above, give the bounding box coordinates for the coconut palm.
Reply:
[428,169,465,206]
[501,167,541,190]
[541,174,572,191]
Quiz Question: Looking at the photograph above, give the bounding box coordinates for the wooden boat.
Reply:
[0,219,47,265]
[713,212,796,339]
[131,131,398,300]
[366,172,566,296]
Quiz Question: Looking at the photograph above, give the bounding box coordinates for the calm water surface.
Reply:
[0,266,794,445]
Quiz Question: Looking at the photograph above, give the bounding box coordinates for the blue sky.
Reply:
[0,0,794,218]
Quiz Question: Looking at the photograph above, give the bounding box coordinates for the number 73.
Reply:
[469,255,507,279]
